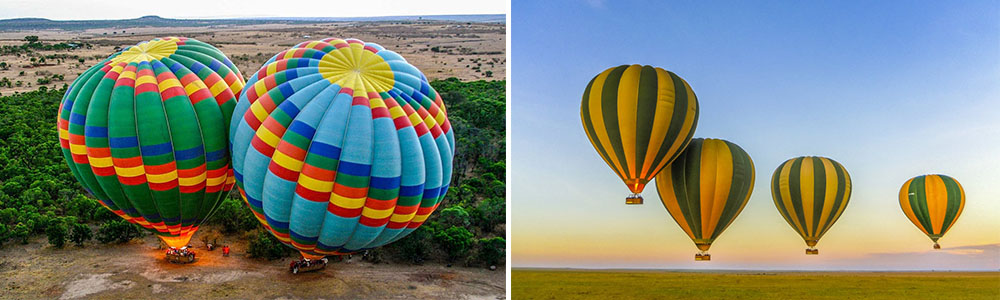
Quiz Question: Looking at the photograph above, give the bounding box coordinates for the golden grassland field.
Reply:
[512,269,1000,299]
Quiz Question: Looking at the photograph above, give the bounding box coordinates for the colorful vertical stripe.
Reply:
[770,156,852,250]
[580,64,699,197]
[229,38,455,257]
[899,174,965,247]
[57,37,244,248]
[655,138,754,253]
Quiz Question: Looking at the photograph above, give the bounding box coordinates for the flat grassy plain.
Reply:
[512,269,1000,299]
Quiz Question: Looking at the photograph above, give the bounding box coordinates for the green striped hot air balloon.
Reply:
[771,156,851,255]
[57,37,244,249]
[899,174,965,249]
[655,138,755,261]
[580,65,699,205]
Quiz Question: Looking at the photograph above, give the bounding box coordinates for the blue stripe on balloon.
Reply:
[338,161,371,177]
[399,184,424,197]
[278,100,301,117]
[422,186,441,200]
[311,51,326,60]
[278,82,296,99]
[287,121,316,138]
[189,61,205,73]
[161,215,180,223]
[308,141,341,159]
[369,176,401,190]
[289,230,318,243]
[85,126,108,138]
[246,193,262,210]
[109,136,139,148]
[69,112,86,126]
[265,214,289,230]
[140,142,173,156]
[208,60,223,71]
[205,149,226,162]
[173,146,204,161]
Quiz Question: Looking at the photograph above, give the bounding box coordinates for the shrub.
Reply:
[393,226,435,264]
[70,223,92,246]
[476,237,505,266]
[438,205,471,228]
[208,196,259,234]
[247,230,292,260]
[96,219,142,244]
[472,197,505,234]
[46,221,67,248]
[435,226,475,262]
[11,222,29,244]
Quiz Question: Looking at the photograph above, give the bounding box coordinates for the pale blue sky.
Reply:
[511,0,1000,270]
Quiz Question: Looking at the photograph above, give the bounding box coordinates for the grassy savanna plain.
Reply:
[512,269,1000,299]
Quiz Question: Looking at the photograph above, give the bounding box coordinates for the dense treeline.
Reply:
[0,78,505,267]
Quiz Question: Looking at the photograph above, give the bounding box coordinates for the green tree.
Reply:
[435,226,474,262]
[247,230,293,260]
[96,219,142,244]
[393,226,436,264]
[476,237,505,266]
[23,36,39,43]
[438,205,471,228]
[70,223,93,246]
[208,196,259,234]
[11,222,30,244]
[46,220,67,248]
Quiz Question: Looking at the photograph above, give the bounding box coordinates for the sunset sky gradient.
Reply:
[511,0,999,270]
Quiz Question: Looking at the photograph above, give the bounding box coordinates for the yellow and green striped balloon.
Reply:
[771,156,851,254]
[899,174,965,249]
[655,138,754,261]
[580,65,699,204]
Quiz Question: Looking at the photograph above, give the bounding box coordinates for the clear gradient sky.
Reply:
[0,0,505,19]
[512,0,999,270]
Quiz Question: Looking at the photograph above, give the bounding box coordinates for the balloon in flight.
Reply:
[899,174,965,249]
[57,37,244,248]
[655,138,754,261]
[770,156,851,255]
[580,64,699,204]
[229,38,455,260]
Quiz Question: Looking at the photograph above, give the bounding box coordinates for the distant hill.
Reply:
[0,14,505,31]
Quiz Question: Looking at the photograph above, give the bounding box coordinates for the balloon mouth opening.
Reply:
[695,243,712,251]
[300,252,326,260]
[159,232,195,249]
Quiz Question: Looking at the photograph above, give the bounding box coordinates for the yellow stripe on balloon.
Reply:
[178,172,207,186]
[206,174,227,186]
[330,194,366,209]
[271,150,304,172]
[584,69,625,178]
[649,75,697,176]
[253,81,268,98]
[898,178,929,235]
[639,68,675,176]
[297,174,333,193]
[209,80,229,97]
[88,156,113,168]
[825,160,851,235]
[816,158,839,234]
[656,169,696,241]
[388,105,406,119]
[255,127,281,148]
[410,213,431,223]
[704,140,734,239]
[249,101,269,124]
[361,206,394,220]
[778,161,805,236]
[799,158,815,238]
[390,212,416,223]
[184,81,208,96]
[146,171,178,184]
[616,65,641,179]
[70,143,88,155]
[114,165,145,177]
[157,78,182,92]
[135,75,158,86]
[925,175,946,234]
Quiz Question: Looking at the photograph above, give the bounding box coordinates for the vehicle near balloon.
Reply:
[655,138,754,261]
[57,37,244,263]
[580,64,699,205]
[229,38,454,272]
[899,174,965,249]
[770,156,851,255]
